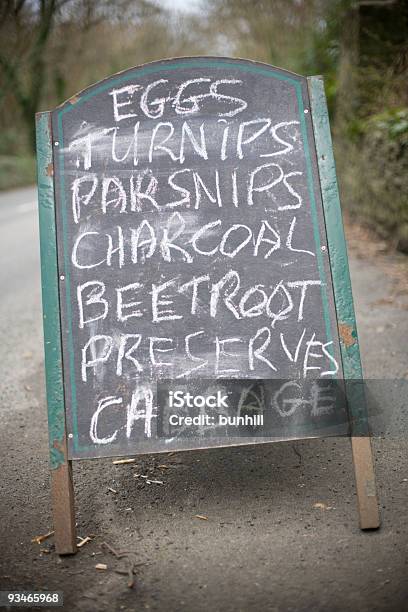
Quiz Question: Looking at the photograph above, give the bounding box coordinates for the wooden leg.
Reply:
[51,459,77,554]
[351,436,380,530]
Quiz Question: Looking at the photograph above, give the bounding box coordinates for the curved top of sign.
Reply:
[55,56,306,111]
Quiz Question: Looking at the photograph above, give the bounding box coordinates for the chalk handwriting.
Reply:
[60,68,341,447]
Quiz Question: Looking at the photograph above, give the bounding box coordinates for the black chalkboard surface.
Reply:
[52,57,346,459]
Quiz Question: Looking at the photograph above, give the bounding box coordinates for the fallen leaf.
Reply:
[31,530,54,544]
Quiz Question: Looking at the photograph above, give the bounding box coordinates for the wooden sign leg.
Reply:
[351,436,380,529]
[51,444,77,555]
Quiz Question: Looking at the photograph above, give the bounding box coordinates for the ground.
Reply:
[0,187,407,612]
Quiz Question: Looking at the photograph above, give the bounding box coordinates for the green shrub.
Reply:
[335,107,408,251]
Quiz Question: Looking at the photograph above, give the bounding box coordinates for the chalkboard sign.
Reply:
[49,57,348,459]
[37,58,380,553]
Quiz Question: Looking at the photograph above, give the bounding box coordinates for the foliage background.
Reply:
[0,0,407,250]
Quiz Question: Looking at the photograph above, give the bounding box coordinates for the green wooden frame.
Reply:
[308,76,380,528]
[307,78,362,377]
[36,111,77,553]
[36,111,66,470]
[308,76,367,434]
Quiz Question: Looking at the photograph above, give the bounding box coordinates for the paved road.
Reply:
[0,187,407,612]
